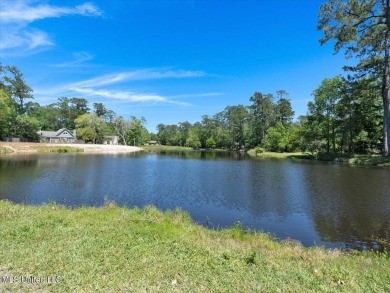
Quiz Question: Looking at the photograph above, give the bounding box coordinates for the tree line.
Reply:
[0,63,384,155]
[0,64,150,145]
[1,1,390,156]
[154,76,383,155]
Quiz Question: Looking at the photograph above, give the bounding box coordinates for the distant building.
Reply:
[38,128,77,143]
[147,140,159,145]
[103,136,119,145]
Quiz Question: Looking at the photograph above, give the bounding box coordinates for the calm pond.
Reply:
[1,151,389,250]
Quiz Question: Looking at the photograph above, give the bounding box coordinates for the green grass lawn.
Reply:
[34,146,84,153]
[0,201,388,292]
[248,149,390,167]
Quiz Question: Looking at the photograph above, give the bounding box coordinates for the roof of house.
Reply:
[39,128,75,138]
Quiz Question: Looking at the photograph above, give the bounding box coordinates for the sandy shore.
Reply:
[0,142,142,154]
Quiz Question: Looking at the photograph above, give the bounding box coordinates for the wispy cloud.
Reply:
[33,68,208,106]
[171,92,224,99]
[0,0,102,52]
[0,1,102,23]
[51,51,95,68]
[70,87,189,106]
[69,69,205,88]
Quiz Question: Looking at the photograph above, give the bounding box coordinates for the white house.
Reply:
[38,128,77,143]
[103,136,118,145]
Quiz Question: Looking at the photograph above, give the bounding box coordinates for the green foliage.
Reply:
[0,89,16,139]
[1,65,33,114]
[263,122,301,153]
[76,127,94,143]
[300,76,383,155]
[12,115,40,141]
[263,122,288,152]
[275,91,294,126]
[255,146,264,154]
[186,129,201,149]
[75,113,105,144]
[318,0,390,155]
[205,137,217,149]
[113,116,149,146]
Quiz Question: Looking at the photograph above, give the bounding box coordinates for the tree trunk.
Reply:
[383,1,390,156]
[383,85,390,156]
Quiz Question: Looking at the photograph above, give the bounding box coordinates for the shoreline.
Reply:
[247,149,390,167]
[0,142,142,154]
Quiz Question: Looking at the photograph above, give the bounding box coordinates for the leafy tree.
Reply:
[156,124,182,146]
[126,116,149,146]
[112,116,149,146]
[262,121,301,153]
[12,115,40,141]
[112,117,132,145]
[93,102,108,118]
[178,121,192,146]
[212,111,229,148]
[75,113,105,144]
[248,92,274,147]
[205,137,217,149]
[186,128,201,149]
[1,65,33,114]
[224,105,249,149]
[311,76,344,154]
[0,89,16,138]
[263,122,289,152]
[318,0,390,156]
[275,96,295,126]
[338,76,383,153]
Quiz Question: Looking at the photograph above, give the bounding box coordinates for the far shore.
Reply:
[0,142,142,154]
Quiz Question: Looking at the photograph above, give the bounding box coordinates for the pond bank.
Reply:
[0,142,142,154]
[247,149,390,167]
[0,201,388,292]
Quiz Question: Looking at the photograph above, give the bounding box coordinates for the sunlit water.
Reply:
[1,151,389,250]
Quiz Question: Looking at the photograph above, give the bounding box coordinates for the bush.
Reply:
[206,137,216,149]
[255,146,265,154]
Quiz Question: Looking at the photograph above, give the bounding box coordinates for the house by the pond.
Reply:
[147,140,160,145]
[103,136,118,145]
[38,128,77,143]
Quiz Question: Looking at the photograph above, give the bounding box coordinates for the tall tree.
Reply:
[0,89,16,138]
[2,65,33,114]
[311,76,344,154]
[275,96,295,126]
[75,113,105,144]
[224,105,249,149]
[248,92,274,146]
[93,102,108,118]
[113,117,132,145]
[318,0,390,156]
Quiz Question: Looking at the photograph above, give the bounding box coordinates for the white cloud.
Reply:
[69,69,205,88]
[24,29,54,49]
[0,0,102,23]
[0,0,102,52]
[52,51,95,67]
[33,68,205,106]
[70,88,167,102]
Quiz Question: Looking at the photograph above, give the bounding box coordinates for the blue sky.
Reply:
[0,0,352,132]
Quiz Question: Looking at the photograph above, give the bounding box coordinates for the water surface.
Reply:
[1,151,389,250]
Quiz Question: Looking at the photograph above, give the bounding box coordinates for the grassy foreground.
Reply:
[0,201,388,292]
